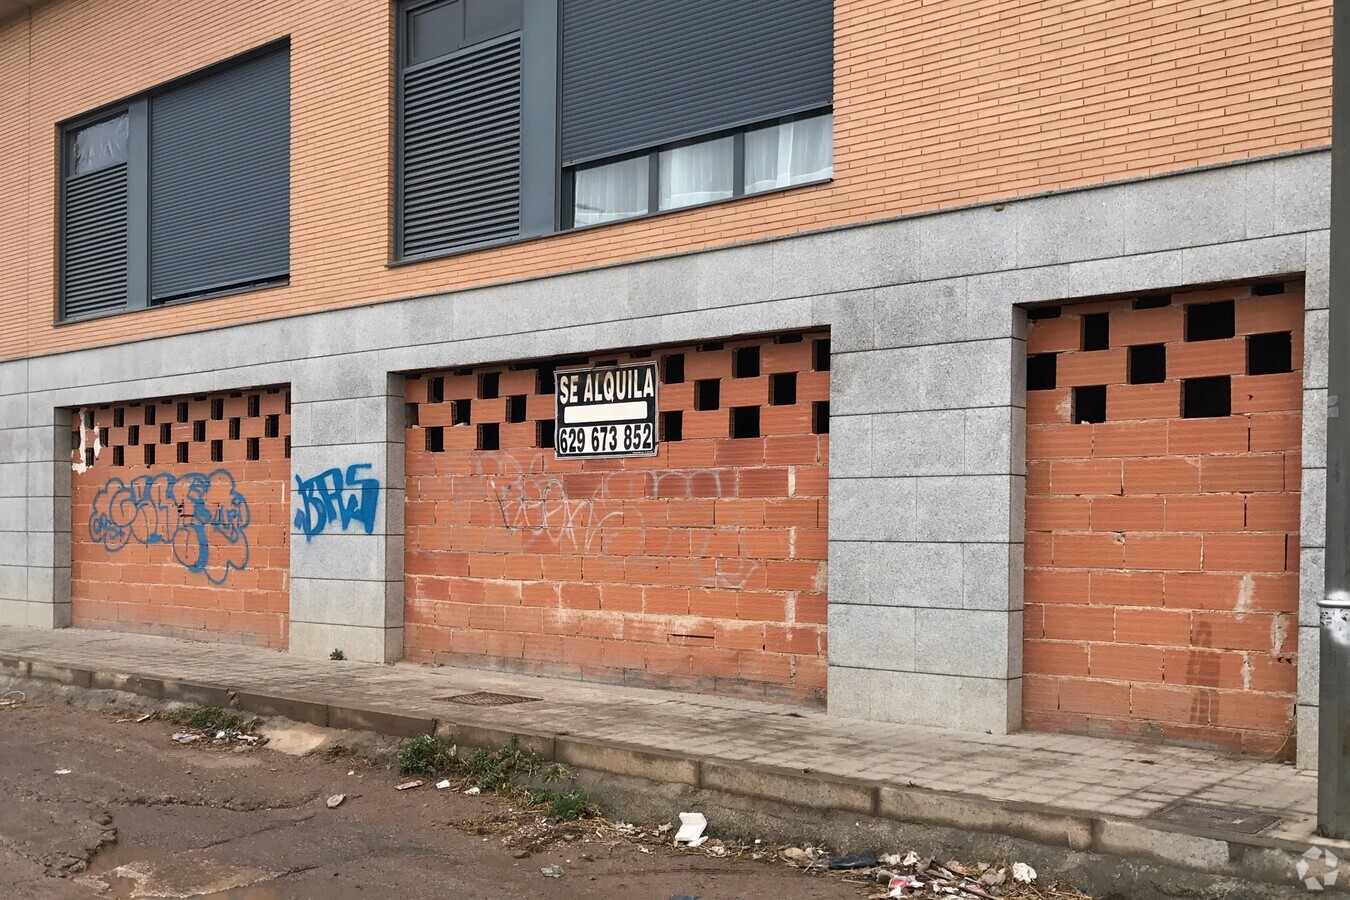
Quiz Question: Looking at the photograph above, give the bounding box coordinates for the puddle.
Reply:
[80,844,279,899]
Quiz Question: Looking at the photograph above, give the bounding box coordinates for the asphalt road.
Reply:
[0,697,865,899]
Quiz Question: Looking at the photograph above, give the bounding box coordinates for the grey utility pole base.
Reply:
[1319,0,1350,841]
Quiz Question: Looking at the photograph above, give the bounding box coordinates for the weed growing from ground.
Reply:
[398,734,458,776]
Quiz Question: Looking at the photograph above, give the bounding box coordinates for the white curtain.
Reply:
[573,155,648,226]
[659,136,733,210]
[73,113,130,176]
[744,112,833,194]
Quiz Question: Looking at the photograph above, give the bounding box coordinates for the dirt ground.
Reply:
[0,694,869,899]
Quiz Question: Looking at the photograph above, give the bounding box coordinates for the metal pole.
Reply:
[1319,0,1350,840]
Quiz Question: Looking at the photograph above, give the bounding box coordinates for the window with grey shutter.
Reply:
[149,48,290,302]
[61,114,131,320]
[398,0,524,259]
[561,0,834,166]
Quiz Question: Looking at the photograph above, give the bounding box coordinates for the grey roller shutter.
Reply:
[149,48,290,302]
[400,36,522,258]
[561,0,833,166]
[61,165,130,319]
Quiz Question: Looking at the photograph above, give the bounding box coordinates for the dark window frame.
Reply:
[391,0,833,265]
[56,39,291,325]
[562,107,833,231]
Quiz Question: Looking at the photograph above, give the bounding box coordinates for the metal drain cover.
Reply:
[440,692,541,707]
[1149,802,1279,835]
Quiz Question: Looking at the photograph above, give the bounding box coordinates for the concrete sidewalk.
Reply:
[0,626,1338,891]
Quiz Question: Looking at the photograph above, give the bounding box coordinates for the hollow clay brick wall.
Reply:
[403,331,830,704]
[1023,281,1304,757]
[69,387,292,648]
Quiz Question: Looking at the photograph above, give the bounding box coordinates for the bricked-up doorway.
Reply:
[403,331,829,703]
[70,387,292,648]
[1023,281,1303,757]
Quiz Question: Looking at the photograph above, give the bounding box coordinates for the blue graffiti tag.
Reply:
[293,464,381,542]
[88,470,251,585]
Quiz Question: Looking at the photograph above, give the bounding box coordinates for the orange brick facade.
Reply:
[403,332,829,703]
[69,388,292,648]
[0,0,1331,362]
[1023,282,1304,756]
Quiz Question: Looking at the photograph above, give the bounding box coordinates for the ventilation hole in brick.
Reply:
[210,440,223,463]
[405,404,419,428]
[776,332,804,343]
[284,436,291,459]
[733,346,760,378]
[770,372,797,406]
[452,399,472,425]
[284,391,292,414]
[1082,313,1110,351]
[1026,354,1057,391]
[229,418,241,440]
[112,446,124,467]
[699,341,724,352]
[144,405,156,425]
[210,398,224,421]
[425,427,445,453]
[246,395,261,417]
[1186,301,1235,341]
[537,420,556,449]
[99,427,109,446]
[1026,306,1062,320]
[1253,281,1285,296]
[160,423,172,445]
[536,365,556,394]
[595,359,619,367]
[177,442,189,464]
[192,421,206,443]
[454,366,473,376]
[127,425,140,447]
[663,354,685,384]
[507,395,527,423]
[266,386,280,394]
[1073,386,1107,424]
[246,437,261,461]
[1248,332,1293,375]
[1129,344,1167,385]
[813,401,829,435]
[427,376,445,403]
[177,401,190,423]
[1134,294,1172,309]
[82,409,94,430]
[1183,376,1232,418]
[112,407,124,428]
[629,348,652,358]
[662,411,683,442]
[732,406,760,439]
[695,379,720,411]
[478,423,500,451]
[265,415,280,439]
[813,338,831,372]
[143,444,155,467]
[478,373,500,399]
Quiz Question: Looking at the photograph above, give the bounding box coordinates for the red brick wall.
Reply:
[403,331,830,703]
[1023,282,1303,757]
[70,388,292,648]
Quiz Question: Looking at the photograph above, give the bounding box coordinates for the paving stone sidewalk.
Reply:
[0,627,1322,849]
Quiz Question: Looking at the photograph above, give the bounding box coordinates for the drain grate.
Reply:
[1148,801,1279,835]
[440,691,541,707]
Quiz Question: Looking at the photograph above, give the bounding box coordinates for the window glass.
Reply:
[744,112,833,194]
[574,156,648,226]
[409,1,461,64]
[465,0,522,44]
[659,136,734,211]
[71,113,129,176]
